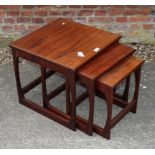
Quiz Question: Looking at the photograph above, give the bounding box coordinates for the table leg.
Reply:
[12,51,24,103]
[86,81,95,136]
[69,74,76,131]
[102,86,113,139]
[41,66,49,108]
[66,80,71,115]
[132,67,142,113]
[122,75,131,101]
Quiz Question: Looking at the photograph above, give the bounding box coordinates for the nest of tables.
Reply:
[10,18,144,139]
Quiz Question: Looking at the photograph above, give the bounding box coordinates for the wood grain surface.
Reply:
[10,18,121,70]
[78,43,135,80]
[96,56,144,87]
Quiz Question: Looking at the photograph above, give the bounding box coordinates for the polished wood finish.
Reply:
[12,49,75,130]
[10,18,121,132]
[78,43,135,80]
[76,43,136,137]
[10,18,144,139]
[76,56,144,139]
[97,56,144,88]
[10,18,121,70]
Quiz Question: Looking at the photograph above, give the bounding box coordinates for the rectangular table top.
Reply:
[10,18,121,71]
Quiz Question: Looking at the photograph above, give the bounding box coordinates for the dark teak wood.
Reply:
[76,55,144,139]
[10,18,121,132]
[10,18,121,70]
[10,18,144,139]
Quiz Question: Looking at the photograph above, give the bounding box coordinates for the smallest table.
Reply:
[9,18,121,132]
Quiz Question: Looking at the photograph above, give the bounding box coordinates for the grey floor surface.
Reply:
[0,62,155,149]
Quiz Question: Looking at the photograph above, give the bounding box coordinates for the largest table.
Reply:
[10,18,121,131]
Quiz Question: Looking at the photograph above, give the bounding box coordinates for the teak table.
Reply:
[10,18,144,139]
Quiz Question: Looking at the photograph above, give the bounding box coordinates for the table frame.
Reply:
[73,65,142,139]
[12,46,142,139]
[12,47,77,131]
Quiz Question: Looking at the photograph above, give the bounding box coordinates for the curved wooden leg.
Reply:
[41,66,49,108]
[122,75,131,101]
[132,67,142,113]
[86,81,95,136]
[102,86,113,139]
[12,51,24,103]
